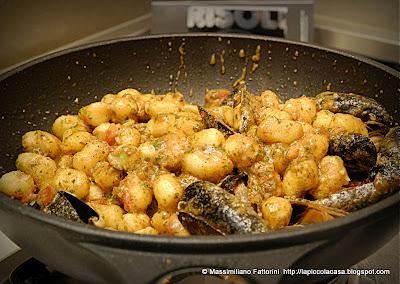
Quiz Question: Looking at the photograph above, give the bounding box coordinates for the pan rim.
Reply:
[1,33,399,80]
[0,33,399,251]
[0,192,398,251]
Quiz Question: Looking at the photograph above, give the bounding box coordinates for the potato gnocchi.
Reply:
[2,86,381,236]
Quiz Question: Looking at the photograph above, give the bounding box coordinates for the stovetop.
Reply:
[0,235,398,284]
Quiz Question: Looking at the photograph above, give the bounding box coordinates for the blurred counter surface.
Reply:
[0,0,152,72]
[0,0,398,71]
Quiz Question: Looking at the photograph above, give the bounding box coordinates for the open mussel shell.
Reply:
[315,183,378,211]
[177,212,224,235]
[234,82,256,133]
[197,105,236,137]
[285,196,347,226]
[315,91,393,128]
[178,181,268,235]
[328,133,377,177]
[218,170,248,194]
[320,127,400,212]
[44,191,98,224]
[372,126,400,193]
[221,88,241,108]
[288,197,348,217]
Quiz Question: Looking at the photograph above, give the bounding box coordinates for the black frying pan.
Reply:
[0,34,399,284]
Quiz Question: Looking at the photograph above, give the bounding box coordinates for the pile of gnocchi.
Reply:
[0,87,370,235]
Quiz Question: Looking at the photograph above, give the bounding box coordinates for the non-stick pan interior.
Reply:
[0,34,398,176]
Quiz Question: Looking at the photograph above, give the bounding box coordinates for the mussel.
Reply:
[315,182,378,211]
[204,89,232,108]
[200,82,257,134]
[178,181,268,235]
[197,105,236,137]
[328,133,377,177]
[219,171,250,205]
[43,191,98,223]
[314,127,399,211]
[372,126,400,193]
[315,91,393,128]
[218,170,248,194]
[234,82,256,133]
[221,89,241,108]
[287,197,347,224]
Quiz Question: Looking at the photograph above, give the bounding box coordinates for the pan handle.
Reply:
[79,240,328,284]
[153,267,257,284]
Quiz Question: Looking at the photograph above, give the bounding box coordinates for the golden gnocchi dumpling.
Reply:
[72,140,110,176]
[181,103,200,114]
[101,93,117,104]
[0,171,36,199]
[153,173,183,211]
[22,130,62,158]
[135,226,159,235]
[93,123,116,142]
[79,102,111,127]
[331,113,368,136]
[57,154,74,168]
[282,159,319,197]
[117,88,142,98]
[299,122,317,136]
[114,173,153,213]
[89,203,125,230]
[262,196,293,229]
[310,156,350,199]
[16,152,57,190]
[264,143,290,174]
[115,127,141,147]
[257,116,304,144]
[257,107,293,123]
[148,113,176,138]
[92,161,123,192]
[132,93,156,122]
[108,144,140,171]
[174,112,203,136]
[313,110,335,131]
[287,133,329,162]
[61,131,95,154]
[109,96,138,123]
[313,110,368,136]
[151,211,189,236]
[52,168,90,199]
[162,91,186,106]
[260,90,281,109]
[191,128,225,149]
[147,101,180,118]
[282,96,317,124]
[52,115,89,139]
[122,212,151,232]
[225,133,264,168]
[85,182,104,201]
[182,147,233,183]
[150,112,202,138]
[154,131,192,172]
[137,141,157,162]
